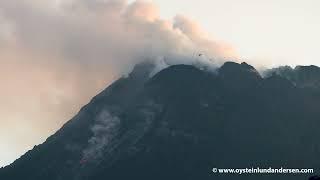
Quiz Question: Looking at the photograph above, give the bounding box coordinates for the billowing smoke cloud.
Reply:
[0,0,237,166]
[82,110,121,162]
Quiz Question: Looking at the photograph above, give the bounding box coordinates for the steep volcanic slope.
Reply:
[266,65,320,89]
[1,62,320,180]
[0,62,155,180]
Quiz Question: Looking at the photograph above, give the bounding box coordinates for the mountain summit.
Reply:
[1,61,319,180]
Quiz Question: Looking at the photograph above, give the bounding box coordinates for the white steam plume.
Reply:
[0,0,237,166]
[82,110,120,162]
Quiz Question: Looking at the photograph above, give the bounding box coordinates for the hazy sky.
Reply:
[0,0,319,167]
[150,0,320,67]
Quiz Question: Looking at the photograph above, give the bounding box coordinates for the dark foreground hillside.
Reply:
[1,61,320,180]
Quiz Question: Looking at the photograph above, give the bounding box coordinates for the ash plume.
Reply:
[82,110,121,162]
[0,0,237,165]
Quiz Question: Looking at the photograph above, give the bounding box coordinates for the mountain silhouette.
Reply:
[266,65,320,89]
[1,61,319,180]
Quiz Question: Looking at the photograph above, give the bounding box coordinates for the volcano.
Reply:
[0,61,319,180]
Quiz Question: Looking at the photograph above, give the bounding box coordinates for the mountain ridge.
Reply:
[1,61,320,180]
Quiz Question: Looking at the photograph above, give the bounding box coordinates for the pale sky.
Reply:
[149,0,320,67]
[0,0,320,167]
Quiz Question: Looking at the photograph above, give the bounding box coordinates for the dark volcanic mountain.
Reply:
[1,61,320,180]
[265,65,320,89]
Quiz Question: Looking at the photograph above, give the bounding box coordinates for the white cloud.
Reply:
[0,0,237,166]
